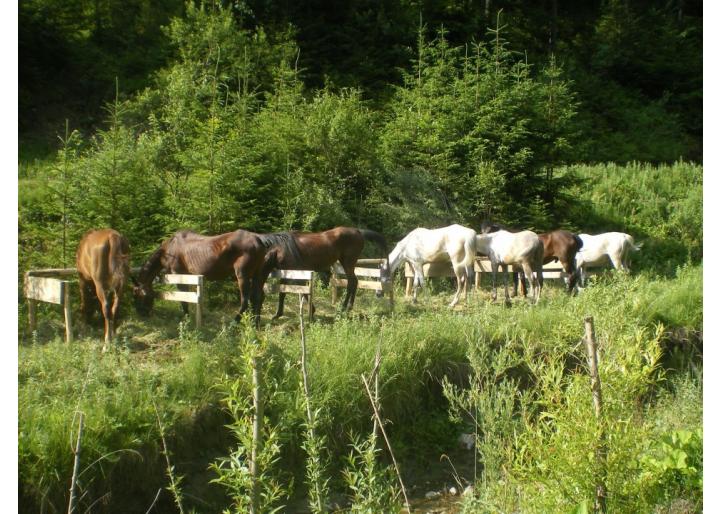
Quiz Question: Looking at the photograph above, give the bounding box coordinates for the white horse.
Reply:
[475,230,544,304]
[574,232,642,286]
[383,224,477,307]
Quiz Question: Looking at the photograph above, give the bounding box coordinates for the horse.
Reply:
[574,232,642,286]
[76,228,131,347]
[475,230,544,304]
[260,227,390,318]
[382,224,477,307]
[515,230,583,296]
[133,229,291,326]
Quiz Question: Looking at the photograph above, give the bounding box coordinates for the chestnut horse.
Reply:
[260,227,390,317]
[76,228,130,346]
[133,229,293,326]
[516,230,583,296]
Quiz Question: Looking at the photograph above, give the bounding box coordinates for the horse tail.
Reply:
[573,233,584,251]
[108,233,130,290]
[359,229,389,260]
[258,232,302,266]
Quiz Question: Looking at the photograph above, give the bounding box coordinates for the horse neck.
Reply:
[138,247,165,285]
[387,241,407,273]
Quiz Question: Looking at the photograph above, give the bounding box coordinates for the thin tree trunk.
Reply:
[361,374,411,512]
[67,412,84,514]
[584,316,607,514]
[250,349,263,514]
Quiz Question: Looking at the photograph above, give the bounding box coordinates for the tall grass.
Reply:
[18,264,702,512]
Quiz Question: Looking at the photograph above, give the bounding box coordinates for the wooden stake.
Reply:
[68,412,84,514]
[299,296,323,509]
[361,374,411,512]
[63,283,73,343]
[195,276,203,328]
[28,299,37,336]
[250,345,263,514]
[584,316,607,514]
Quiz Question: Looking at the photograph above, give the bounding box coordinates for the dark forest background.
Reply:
[19,0,702,163]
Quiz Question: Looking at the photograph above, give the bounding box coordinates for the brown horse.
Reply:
[516,229,583,295]
[133,229,293,325]
[76,228,130,346]
[260,227,389,318]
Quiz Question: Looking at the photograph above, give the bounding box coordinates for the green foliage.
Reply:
[342,433,402,513]
[560,161,702,275]
[377,23,577,233]
[638,428,702,508]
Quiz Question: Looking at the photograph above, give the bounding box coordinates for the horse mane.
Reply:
[257,232,302,265]
[480,220,504,234]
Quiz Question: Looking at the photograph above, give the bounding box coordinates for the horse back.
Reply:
[77,228,130,290]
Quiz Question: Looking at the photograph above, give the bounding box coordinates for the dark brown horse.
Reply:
[260,227,389,318]
[76,228,130,346]
[133,229,293,325]
[517,229,583,295]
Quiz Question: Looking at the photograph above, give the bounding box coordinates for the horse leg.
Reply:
[502,264,511,305]
[521,262,536,303]
[343,271,358,311]
[491,261,499,302]
[234,271,252,322]
[562,258,579,293]
[609,253,624,273]
[274,292,286,319]
[110,289,122,340]
[78,277,94,324]
[92,282,111,349]
[411,262,424,303]
[450,264,464,308]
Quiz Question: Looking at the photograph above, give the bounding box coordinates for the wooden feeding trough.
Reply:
[331,258,393,306]
[24,271,73,343]
[263,269,315,320]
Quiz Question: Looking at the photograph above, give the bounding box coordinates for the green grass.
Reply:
[18,266,702,513]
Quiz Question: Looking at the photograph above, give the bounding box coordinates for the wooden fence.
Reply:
[403,257,596,297]
[24,272,73,343]
[263,269,315,320]
[331,258,393,306]
[157,274,204,327]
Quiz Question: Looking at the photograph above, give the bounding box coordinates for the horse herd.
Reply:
[75,224,642,343]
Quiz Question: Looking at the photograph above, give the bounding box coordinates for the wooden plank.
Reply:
[28,299,37,333]
[331,278,384,291]
[162,274,203,285]
[269,269,314,280]
[277,284,312,294]
[159,290,199,303]
[356,258,386,265]
[334,264,384,278]
[24,276,66,305]
[26,268,78,278]
[353,267,383,278]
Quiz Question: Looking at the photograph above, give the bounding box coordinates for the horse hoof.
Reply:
[504,299,512,308]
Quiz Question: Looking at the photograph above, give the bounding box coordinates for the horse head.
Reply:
[376,260,393,298]
[131,276,156,316]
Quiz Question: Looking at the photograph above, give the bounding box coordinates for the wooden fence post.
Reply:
[250,343,263,514]
[584,316,607,514]
[63,283,73,343]
[28,299,37,335]
[195,276,203,328]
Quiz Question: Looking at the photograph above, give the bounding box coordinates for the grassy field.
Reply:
[18,265,702,513]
